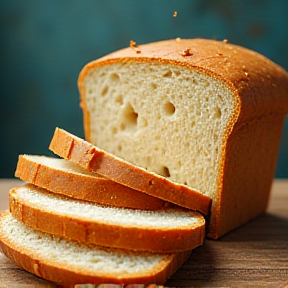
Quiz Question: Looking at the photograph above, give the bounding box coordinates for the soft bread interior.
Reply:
[83,62,235,198]
[0,213,177,277]
[23,155,103,177]
[12,186,203,229]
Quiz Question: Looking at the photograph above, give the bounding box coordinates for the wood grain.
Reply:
[0,179,288,287]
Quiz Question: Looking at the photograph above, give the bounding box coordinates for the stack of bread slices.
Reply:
[0,127,210,287]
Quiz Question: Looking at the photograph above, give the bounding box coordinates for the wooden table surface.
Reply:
[0,178,287,287]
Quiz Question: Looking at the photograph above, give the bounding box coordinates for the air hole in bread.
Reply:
[218,94,224,103]
[192,78,198,85]
[90,258,101,264]
[214,106,222,119]
[117,144,122,152]
[160,166,170,178]
[163,70,172,78]
[150,83,157,90]
[110,73,120,81]
[115,94,124,105]
[164,101,175,116]
[101,86,109,97]
[174,70,181,77]
[127,111,138,126]
[112,127,118,134]
[202,79,210,87]
[121,102,138,132]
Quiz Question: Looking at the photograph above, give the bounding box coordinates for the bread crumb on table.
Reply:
[173,11,178,17]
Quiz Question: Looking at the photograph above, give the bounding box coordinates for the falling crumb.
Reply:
[223,39,229,44]
[130,40,137,48]
[180,48,193,57]
[175,37,181,42]
[130,40,141,54]
[173,11,178,17]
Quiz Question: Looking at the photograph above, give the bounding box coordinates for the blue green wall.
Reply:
[0,0,287,177]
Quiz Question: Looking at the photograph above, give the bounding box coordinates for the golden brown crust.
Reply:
[9,185,205,252]
[49,128,212,215]
[15,155,167,210]
[209,114,287,238]
[78,38,288,239]
[0,211,191,286]
[78,39,288,133]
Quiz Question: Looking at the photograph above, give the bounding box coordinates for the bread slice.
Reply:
[0,211,191,286]
[78,38,288,239]
[49,127,212,215]
[15,154,167,210]
[9,184,205,252]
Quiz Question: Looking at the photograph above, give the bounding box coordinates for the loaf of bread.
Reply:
[1,38,288,286]
[49,127,212,215]
[0,211,191,286]
[9,184,205,252]
[78,38,288,239]
[15,154,167,210]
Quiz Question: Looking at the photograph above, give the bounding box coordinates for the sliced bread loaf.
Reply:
[0,211,191,286]
[9,184,205,252]
[15,154,167,210]
[49,127,212,215]
[78,38,288,238]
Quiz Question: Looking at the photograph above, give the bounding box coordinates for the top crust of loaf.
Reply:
[79,38,288,140]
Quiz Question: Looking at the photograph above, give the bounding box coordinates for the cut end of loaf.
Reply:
[82,61,235,200]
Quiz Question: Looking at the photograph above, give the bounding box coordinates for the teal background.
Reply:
[0,0,287,178]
